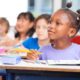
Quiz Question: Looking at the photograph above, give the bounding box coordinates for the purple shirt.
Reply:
[39,43,80,60]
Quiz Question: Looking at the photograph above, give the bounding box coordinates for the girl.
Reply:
[15,12,35,44]
[27,3,80,60]
[14,14,50,80]
[0,17,10,80]
[22,14,50,50]
[0,17,11,42]
[0,12,35,46]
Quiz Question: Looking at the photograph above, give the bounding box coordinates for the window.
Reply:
[28,0,53,16]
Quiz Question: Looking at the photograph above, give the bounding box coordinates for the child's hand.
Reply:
[0,40,16,47]
[27,50,39,60]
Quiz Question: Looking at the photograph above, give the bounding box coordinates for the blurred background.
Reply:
[0,0,80,35]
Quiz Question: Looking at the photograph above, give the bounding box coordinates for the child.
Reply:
[14,14,51,80]
[0,17,10,41]
[27,3,80,60]
[22,14,50,50]
[0,17,10,80]
[0,12,35,46]
[15,12,35,44]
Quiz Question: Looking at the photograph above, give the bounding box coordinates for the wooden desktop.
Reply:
[0,60,80,80]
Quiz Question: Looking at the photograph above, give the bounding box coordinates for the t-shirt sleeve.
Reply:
[38,47,47,60]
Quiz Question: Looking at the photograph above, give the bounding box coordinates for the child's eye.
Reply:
[56,21,60,25]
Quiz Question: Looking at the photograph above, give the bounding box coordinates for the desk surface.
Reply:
[0,60,80,72]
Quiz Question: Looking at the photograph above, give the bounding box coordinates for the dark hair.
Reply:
[15,12,35,38]
[0,17,10,33]
[34,14,51,28]
[17,12,35,22]
[58,2,80,34]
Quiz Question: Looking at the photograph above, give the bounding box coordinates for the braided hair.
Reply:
[66,2,80,32]
[56,2,80,36]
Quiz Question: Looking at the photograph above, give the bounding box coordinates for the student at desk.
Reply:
[22,14,50,50]
[14,12,35,45]
[0,17,12,45]
[27,3,80,60]
[0,17,11,80]
[14,14,50,80]
[0,12,35,47]
[11,3,80,80]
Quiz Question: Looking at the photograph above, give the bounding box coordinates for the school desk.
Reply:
[0,60,80,80]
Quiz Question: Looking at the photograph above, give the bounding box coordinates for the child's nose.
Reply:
[48,23,56,30]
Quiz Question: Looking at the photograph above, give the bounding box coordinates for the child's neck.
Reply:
[52,39,72,50]
[38,39,50,48]
[19,33,28,41]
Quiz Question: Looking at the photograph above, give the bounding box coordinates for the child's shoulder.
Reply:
[22,37,38,46]
[22,37,38,49]
[72,43,80,47]
[24,37,38,42]
[39,44,52,51]
[27,37,38,41]
[71,43,80,50]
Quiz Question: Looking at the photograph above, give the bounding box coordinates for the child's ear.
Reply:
[68,28,77,38]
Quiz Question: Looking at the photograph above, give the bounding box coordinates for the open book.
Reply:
[47,60,80,65]
[0,47,41,58]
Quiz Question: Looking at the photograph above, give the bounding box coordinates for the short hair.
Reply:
[0,17,10,33]
[34,14,51,28]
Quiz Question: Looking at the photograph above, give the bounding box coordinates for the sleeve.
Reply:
[38,47,47,60]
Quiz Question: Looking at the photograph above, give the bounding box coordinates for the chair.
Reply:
[71,36,80,44]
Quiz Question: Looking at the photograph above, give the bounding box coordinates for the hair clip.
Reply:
[77,16,79,21]
[66,2,72,8]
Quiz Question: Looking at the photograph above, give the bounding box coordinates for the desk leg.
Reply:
[6,70,80,80]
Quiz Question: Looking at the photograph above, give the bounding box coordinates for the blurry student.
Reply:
[0,17,10,80]
[15,12,35,45]
[14,14,50,80]
[0,17,10,41]
[0,12,35,46]
[22,14,50,50]
[27,3,80,60]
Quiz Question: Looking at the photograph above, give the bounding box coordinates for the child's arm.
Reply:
[0,39,17,47]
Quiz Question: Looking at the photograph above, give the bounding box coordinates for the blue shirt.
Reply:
[22,38,39,50]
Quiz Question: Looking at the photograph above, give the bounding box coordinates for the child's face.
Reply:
[48,10,76,40]
[16,18,33,33]
[0,24,8,34]
[36,19,49,40]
